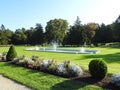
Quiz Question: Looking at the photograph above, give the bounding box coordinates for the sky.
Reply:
[0,0,120,31]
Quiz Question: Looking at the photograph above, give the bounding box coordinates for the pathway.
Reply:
[0,75,32,90]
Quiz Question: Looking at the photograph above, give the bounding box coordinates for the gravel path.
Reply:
[0,75,32,90]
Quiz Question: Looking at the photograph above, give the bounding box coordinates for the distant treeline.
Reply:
[0,16,120,46]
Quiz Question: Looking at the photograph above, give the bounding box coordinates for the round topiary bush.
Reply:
[89,59,107,80]
[6,45,17,61]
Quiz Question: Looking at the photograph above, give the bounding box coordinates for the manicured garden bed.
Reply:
[0,62,104,90]
[0,46,120,90]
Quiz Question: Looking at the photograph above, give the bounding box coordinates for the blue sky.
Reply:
[0,0,120,31]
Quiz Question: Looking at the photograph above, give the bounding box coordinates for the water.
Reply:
[25,45,100,54]
[35,46,39,50]
[80,47,85,53]
[53,43,57,51]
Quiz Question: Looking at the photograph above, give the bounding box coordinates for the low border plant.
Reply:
[112,73,120,87]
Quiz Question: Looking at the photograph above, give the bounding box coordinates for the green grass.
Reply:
[0,46,120,90]
[0,46,120,74]
[0,62,103,90]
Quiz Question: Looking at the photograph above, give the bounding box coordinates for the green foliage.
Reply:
[31,24,44,45]
[6,45,17,61]
[11,28,27,45]
[65,24,87,46]
[89,59,107,80]
[112,15,120,42]
[85,23,99,44]
[45,19,68,44]
[0,24,13,45]
[93,23,113,44]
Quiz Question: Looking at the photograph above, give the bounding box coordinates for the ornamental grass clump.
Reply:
[89,59,107,80]
[6,45,17,61]
[112,73,120,87]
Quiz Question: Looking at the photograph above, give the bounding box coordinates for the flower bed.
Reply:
[0,54,83,78]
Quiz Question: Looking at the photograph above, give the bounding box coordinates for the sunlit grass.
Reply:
[0,62,103,90]
[0,46,120,74]
[0,46,120,89]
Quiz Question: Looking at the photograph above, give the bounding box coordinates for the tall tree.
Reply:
[112,15,120,42]
[66,25,87,46]
[45,19,68,44]
[85,23,99,44]
[25,27,34,44]
[0,25,13,45]
[63,17,87,46]
[11,28,27,45]
[74,16,81,26]
[93,23,113,44]
[0,24,5,31]
[31,24,44,45]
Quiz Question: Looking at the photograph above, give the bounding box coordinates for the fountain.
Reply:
[35,46,39,50]
[80,47,85,53]
[53,43,57,51]
[25,44,100,54]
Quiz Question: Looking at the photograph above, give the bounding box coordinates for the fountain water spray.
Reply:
[80,47,85,53]
[53,43,57,51]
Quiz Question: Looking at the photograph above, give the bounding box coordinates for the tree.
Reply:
[85,23,99,44]
[63,17,87,46]
[45,19,68,44]
[11,28,27,45]
[25,27,34,44]
[0,24,5,31]
[31,24,44,45]
[0,25,13,45]
[112,15,120,42]
[93,23,113,44]
[74,16,81,26]
[66,25,87,46]
[6,45,17,61]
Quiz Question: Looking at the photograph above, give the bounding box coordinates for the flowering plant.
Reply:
[0,52,7,61]
[1,54,83,78]
[112,73,120,87]
[57,61,83,77]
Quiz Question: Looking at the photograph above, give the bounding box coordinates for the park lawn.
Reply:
[0,46,120,74]
[0,62,103,90]
[0,46,119,90]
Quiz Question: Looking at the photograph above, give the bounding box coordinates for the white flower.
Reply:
[57,63,66,74]
[41,60,52,68]
[112,73,120,87]
[27,59,35,64]
[70,64,83,76]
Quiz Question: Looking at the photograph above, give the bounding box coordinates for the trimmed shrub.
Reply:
[89,59,107,80]
[6,45,17,61]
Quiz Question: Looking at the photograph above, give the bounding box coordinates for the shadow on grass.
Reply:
[51,79,87,90]
[51,76,103,90]
[77,52,120,63]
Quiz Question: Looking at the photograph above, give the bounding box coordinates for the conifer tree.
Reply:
[6,45,17,61]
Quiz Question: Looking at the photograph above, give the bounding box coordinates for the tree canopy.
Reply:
[45,19,68,44]
[0,15,120,46]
